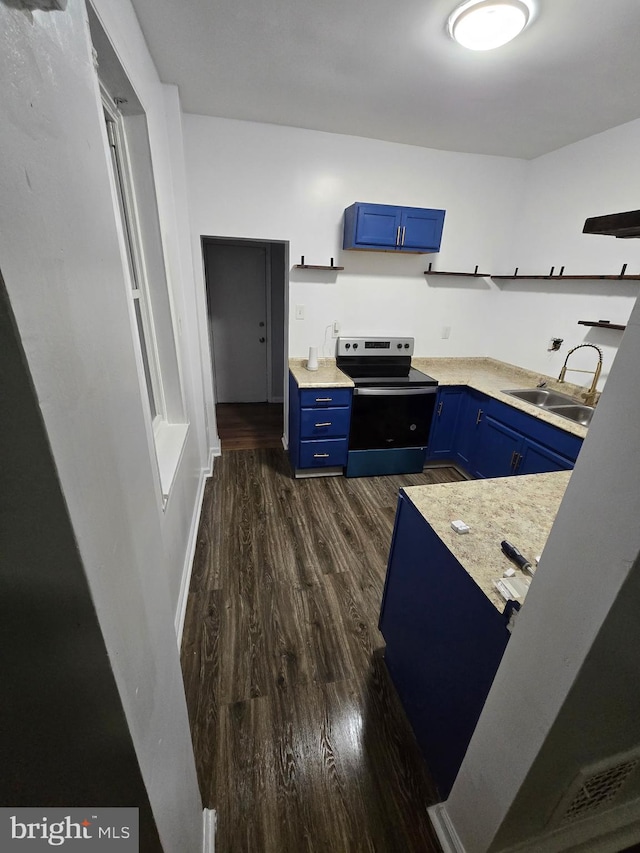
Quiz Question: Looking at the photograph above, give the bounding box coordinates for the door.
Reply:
[428,387,463,459]
[205,242,268,403]
[355,204,402,248]
[473,415,522,479]
[400,207,445,252]
[517,437,573,475]
[349,387,437,450]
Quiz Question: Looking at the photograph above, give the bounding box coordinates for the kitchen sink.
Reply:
[503,388,594,426]
[545,404,594,427]
[504,388,577,407]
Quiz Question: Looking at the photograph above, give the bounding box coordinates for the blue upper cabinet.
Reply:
[343,202,445,253]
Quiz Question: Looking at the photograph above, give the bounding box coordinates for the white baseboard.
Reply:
[428,804,467,853]
[174,451,214,645]
[281,435,288,451]
[202,808,216,853]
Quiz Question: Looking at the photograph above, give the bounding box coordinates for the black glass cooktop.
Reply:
[339,365,438,388]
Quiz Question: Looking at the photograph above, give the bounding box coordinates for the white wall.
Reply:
[0,2,204,850]
[487,118,640,389]
[184,114,640,403]
[183,115,528,365]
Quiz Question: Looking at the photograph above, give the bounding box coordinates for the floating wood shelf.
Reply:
[424,270,490,277]
[294,255,343,271]
[493,274,640,281]
[294,264,344,270]
[492,263,640,281]
[578,320,626,330]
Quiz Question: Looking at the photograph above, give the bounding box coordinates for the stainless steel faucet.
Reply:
[558,343,603,406]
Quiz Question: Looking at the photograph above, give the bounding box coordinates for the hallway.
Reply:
[181,449,462,851]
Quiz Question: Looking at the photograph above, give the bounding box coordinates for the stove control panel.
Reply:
[337,336,414,356]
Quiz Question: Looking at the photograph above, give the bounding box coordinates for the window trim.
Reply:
[101,86,166,434]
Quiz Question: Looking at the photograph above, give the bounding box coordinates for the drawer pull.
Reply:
[315,422,332,428]
[313,453,330,458]
[315,397,332,402]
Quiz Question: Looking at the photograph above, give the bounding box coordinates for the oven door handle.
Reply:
[353,387,437,396]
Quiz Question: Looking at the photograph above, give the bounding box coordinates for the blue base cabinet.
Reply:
[427,387,464,460]
[427,387,582,478]
[379,492,511,797]
[343,203,445,253]
[288,373,352,475]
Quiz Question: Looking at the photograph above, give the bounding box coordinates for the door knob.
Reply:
[259,321,265,327]
[259,337,266,343]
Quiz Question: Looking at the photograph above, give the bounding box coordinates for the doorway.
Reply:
[202,237,287,450]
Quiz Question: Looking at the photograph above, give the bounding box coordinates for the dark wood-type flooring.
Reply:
[216,402,283,450]
[181,449,464,852]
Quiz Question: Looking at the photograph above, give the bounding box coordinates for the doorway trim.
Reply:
[196,235,289,456]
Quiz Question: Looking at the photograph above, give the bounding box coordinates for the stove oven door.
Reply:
[349,386,437,450]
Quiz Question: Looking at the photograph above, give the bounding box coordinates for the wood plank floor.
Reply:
[181,449,464,852]
[216,403,283,450]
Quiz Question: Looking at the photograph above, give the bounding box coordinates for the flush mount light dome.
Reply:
[448,0,532,51]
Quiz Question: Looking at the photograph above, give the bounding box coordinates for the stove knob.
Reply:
[404,343,410,349]
[397,343,402,349]
[345,343,351,349]
[353,343,358,349]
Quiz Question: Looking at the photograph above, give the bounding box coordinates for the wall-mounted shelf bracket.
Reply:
[578,320,626,331]
[294,255,344,271]
[425,262,489,277]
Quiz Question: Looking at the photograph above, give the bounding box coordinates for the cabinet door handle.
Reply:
[513,452,522,473]
[315,397,332,402]
[401,226,406,246]
[396,226,401,246]
[476,409,483,425]
[437,401,443,417]
[315,422,332,427]
[510,450,518,470]
[313,453,330,458]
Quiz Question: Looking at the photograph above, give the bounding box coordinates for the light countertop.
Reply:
[403,470,571,611]
[289,358,354,388]
[289,356,590,438]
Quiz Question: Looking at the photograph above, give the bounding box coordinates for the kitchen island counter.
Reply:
[402,469,570,611]
[379,469,571,796]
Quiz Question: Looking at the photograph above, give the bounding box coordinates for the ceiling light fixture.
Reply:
[448,0,532,51]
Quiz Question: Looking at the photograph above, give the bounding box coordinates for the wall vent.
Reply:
[550,749,640,828]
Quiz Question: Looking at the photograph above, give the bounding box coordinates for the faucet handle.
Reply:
[536,379,548,388]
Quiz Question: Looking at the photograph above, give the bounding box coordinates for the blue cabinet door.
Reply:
[428,387,464,459]
[455,389,487,472]
[517,436,573,474]
[343,203,401,250]
[379,493,510,797]
[400,207,446,252]
[473,415,521,479]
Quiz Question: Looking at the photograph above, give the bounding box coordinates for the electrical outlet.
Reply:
[441,326,451,340]
[548,337,563,351]
[332,321,340,338]
[295,304,304,320]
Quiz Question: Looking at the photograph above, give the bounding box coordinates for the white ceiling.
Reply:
[128,0,640,160]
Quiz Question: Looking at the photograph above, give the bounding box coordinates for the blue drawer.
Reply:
[300,406,351,439]
[299,388,352,409]
[299,438,348,468]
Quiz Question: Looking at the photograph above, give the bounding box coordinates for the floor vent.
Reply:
[550,749,640,827]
